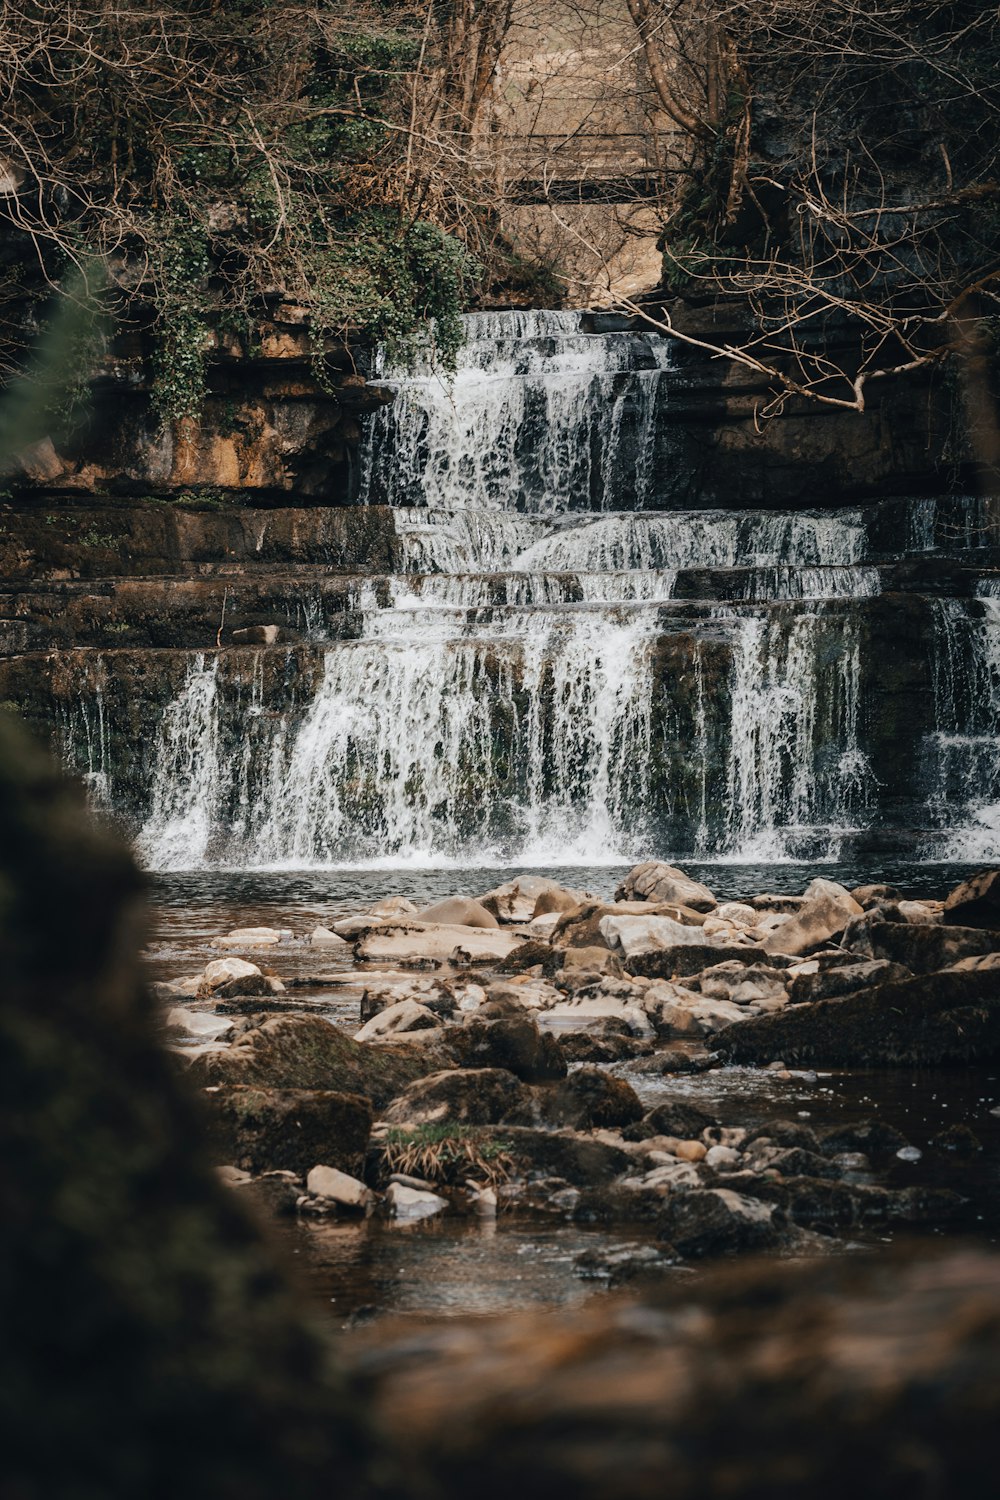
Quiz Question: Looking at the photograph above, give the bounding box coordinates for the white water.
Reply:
[924,591,1000,860]
[129,310,951,871]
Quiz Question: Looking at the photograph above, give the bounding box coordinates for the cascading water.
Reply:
[127,310,998,871]
[924,590,1000,860]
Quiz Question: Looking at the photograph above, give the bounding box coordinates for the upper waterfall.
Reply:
[361,310,674,514]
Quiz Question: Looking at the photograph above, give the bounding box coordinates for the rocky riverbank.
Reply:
[158,862,1000,1280]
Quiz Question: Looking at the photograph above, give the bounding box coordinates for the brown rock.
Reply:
[203,1085,372,1177]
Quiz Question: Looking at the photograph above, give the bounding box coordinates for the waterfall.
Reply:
[135,656,225,869]
[125,309,1000,871]
[719,608,872,860]
[924,592,1000,860]
[362,310,674,514]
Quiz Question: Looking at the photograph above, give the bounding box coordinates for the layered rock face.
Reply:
[1,309,997,867]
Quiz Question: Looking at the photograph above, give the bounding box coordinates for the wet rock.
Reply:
[695,961,789,1005]
[761,884,862,957]
[494,1126,632,1186]
[382,1068,534,1128]
[932,1123,983,1154]
[558,1032,654,1064]
[419,896,499,929]
[543,996,654,1037]
[354,999,439,1041]
[165,1006,235,1042]
[626,944,785,980]
[704,1145,741,1171]
[787,959,911,1004]
[305,1164,373,1210]
[600,913,744,961]
[202,1085,372,1177]
[626,1046,716,1075]
[841,910,1000,972]
[310,925,348,949]
[615,861,716,912]
[718,967,1000,1067]
[499,940,565,976]
[574,1243,674,1285]
[187,1014,436,1107]
[214,926,291,950]
[657,1189,785,1258]
[361,979,459,1023]
[354,922,522,965]
[532,886,583,918]
[561,945,623,977]
[231,624,283,646]
[480,876,580,925]
[368,896,419,918]
[815,1118,911,1160]
[538,1067,645,1130]
[850,882,902,908]
[943,868,1000,929]
[745,1119,820,1152]
[746,1144,843,1180]
[385,1181,448,1221]
[445,1015,567,1083]
[231,1170,303,1218]
[201,956,267,995]
[485,977,563,1010]
[625,1100,719,1142]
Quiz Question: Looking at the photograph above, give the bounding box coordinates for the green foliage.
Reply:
[0,4,483,429]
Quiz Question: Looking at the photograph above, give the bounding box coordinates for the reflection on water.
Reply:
[279,1218,678,1324]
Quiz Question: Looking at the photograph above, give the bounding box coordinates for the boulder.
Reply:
[558,1032,654,1064]
[717,968,1000,1067]
[306,1165,373,1210]
[368,896,419,918]
[354,1000,439,1042]
[532,887,582,918]
[310,926,348,949]
[615,861,717,912]
[787,959,911,1005]
[626,1101,719,1141]
[419,896,499,929]
[537,1067,644,1130]
[841,911,1000,973]
[202,1085,372,1177]
[493,1126,632,1186]
[943,869,1000,929]
[561,945,623,977]
[385,1181,448,1221]
[850,883,902,908]
[165,1007,234,1042]
[499,939,565,975]
[762,886,863,957]
[444,1015,567,1083]
[201,956,265,993]
[626,944,780,980]
[187,1014,436,1107]
[381,1068,535,1128]
[657,1189,785,1258]
[600,913,735,959]
[542,997,654,1037]
[480,876,583,924]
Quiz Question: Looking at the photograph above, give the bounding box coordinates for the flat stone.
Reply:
[354,999,439,1041]
[419,896,499,929]
[214,927,291,949]
[310,926,348,948]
